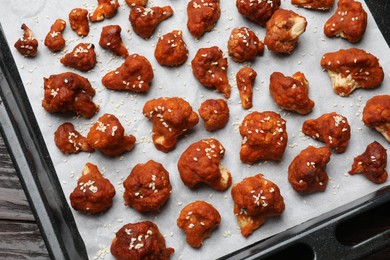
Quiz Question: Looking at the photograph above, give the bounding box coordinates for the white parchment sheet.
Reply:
[0,0,389,259]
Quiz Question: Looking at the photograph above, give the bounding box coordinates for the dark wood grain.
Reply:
[0,135,49,259]
[0,136,34,221]
[0,188,34,221]
[0,220,48,259]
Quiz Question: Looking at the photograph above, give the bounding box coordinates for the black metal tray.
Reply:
[0,1,389,259]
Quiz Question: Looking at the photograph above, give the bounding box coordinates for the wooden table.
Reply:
[0,135,49,259]
[0,0,389,259]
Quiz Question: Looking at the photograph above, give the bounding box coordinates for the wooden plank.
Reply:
[0,187,34,221]
[0,220,49,259]
[0,135,35,221]
[0,137,15,170]
[0,135,22,189]
[0,135,49,257]
[0,167,23,189]
[0,136,23,190]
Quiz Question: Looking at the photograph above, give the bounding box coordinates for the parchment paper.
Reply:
[0,0,389,259]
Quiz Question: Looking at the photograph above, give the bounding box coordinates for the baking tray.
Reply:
[0,0,389,259]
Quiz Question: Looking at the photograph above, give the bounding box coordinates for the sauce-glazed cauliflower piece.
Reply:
[320,48,384,96]
[292,0,334,10]
[349,141,388,184]
[70,163,116,214]
[302,112,351,153]
[177,201,221,248]
[264,9,307,53]
[44,19,66,52]
[236,0,281,26]
[69,8,89,37]
[362,95,390,142]
[102,54,153,92]
[14,24,38,57]
[288,146,331,193]
[228,27,264,63]
[240,111,288,164]
[231,174,285,237]
[42,72,99,118]
[99,25,128,58]
[111,221,174,260]
[324,0,367,43]
[87,114,136,157]
[60,43,97,71]
[269,71,314,115]
[198,99,230,131]
[178,138,232,191]
[129,5,173,39]
[236,68,257,109]
[89,0,119,22]
[143,97,199,152]
[154,30,188,67]
[192,46,231,98]
[187,0,220,39]
[123,160,172,212]
[54,122,94,154]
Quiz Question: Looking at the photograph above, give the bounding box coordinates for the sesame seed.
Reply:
[134,243,144,250]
